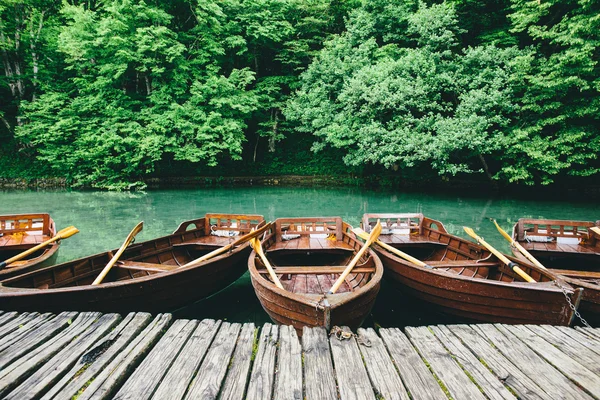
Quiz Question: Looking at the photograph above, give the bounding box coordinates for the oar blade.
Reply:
[492,220,513,242]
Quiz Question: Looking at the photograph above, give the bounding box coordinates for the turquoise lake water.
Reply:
[1,187,597,327]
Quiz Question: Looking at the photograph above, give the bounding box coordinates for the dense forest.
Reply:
[1,0,598,190]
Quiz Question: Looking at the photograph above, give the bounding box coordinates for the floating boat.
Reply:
[248,217,383,334]
[0,214,266,313]
[360,213,583,325]
[0,213,60,279]
[511,218,600,324]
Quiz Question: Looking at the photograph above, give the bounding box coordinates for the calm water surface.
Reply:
[1,187,597,328]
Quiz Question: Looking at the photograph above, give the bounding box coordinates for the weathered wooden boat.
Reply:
[0,213,60,279]
[0,214,266,313]
[248,217,383,334]
[511,218,600,324]
[360,213,583,325]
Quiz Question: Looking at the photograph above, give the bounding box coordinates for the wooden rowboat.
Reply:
[361,213,583,325]
[511,218,600,324]
[0,213,59,279]
[248,217,383,334]
[0,214,265,313]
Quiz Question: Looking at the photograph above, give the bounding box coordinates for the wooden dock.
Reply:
[0,311,599,399]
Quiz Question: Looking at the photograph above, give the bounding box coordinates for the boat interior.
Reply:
[3,214,265,289]
[0,213,55,259]
[255,217,377,294]
[362,213,555,285]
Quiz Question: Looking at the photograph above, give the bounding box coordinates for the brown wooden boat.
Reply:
[0,213,59,279]
[0,214,265,313]
[512,218,600,324]
[361,213,583,325]
[248,217,383,334]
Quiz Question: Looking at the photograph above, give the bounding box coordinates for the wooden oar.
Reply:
[492,219,548,271]
[0,226,80,270]
[92,222,144,285]
[463,226,536,283]
[590,227,600,236]
[250,236,284,290]
[329,220,382,294]
[352,227,434,269]
[182,223,270,268]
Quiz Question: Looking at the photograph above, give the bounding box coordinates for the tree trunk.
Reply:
[29,10,46,101]
[478,153,497,188]
[268,109,279,152]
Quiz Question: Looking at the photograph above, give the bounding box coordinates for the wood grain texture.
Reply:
[184,322,241,400]
[429,325,514,400]
[474,324,592,400]
[246,323,279,400]
[501,324,600,398]
[74,313,172,400]
[302,327,337,400]
[219,323,256,400]
[152,319,221,400]
[0,312,53,352]
[0,312,40,338]
[4,313,121,400]
[379,327,447,400]
[274,325,302,400]
[405,326,486,400]
[113,319,197,400]
[356,328,410,400]
[40,312,153,400]
[329,327,375,400]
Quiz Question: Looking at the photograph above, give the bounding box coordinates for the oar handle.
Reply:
[0,226,79,270]
[464,226,536,283]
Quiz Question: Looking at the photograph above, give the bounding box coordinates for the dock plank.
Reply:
[302,327,337,400]
[0,312,53,352]
[406,326,486,400]
[357,328,410,400]
[0,312,101,398]
[113,319,197,400]
[330,327,375,400]
[474,324,592,400]
[39,312,153,400]
[184,322,241,400]
[71,313,172,400]
[379,327,447,400]
[219,323,256,400]
[430,325,514,400]
[0,312,40,337]
[0,311,18,328]
[152,319,221,400]
[246,323,279,400]
[4,313,121,400]
[273,325,302,400]
[575,326,600,341]
[501,324,600,398]
[553,325,600,357]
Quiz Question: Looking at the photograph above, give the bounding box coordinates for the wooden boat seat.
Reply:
[427,260,498,268]
[172,235,236,248]
[0,233,52,248]
[378,234,445,247]
[116,260,179,273]
[258,266,376,274]
[269,237,354,251]
[520,241,598,254]
[548,269,600,279]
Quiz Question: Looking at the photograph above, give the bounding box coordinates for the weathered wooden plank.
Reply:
[0,312,78,370]
[0,311,18,328]
[184,322,242,400]
[330,327,375,400]
[379,327,447,400]
[0,312,101,398]
[273,325,302,400]
[0,312,40,338]
[473,324,592,400]
[405,326,485,400]
[356,328,410,400]
[152,319,221,400]
[69,313,172,400]
[4,313,121,400]
[219,323,256,400]
[113,319,197,400]
[553,326,600,357]
[526,325,600,374]
[0,312,54,352]
[302,327,337,400]
[429,325,514,400]
[575,326,600,341]
[246,323,279,400]
[448,324,550,400]
[501,324,600,398]
[39,312,153,400]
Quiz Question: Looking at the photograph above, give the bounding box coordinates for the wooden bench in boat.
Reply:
[171,235,237,248]
[548,269,600,279]
[269,237,354,251]
[426,260,499,269]
[116,260,179,273]
[257,266,376,274]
